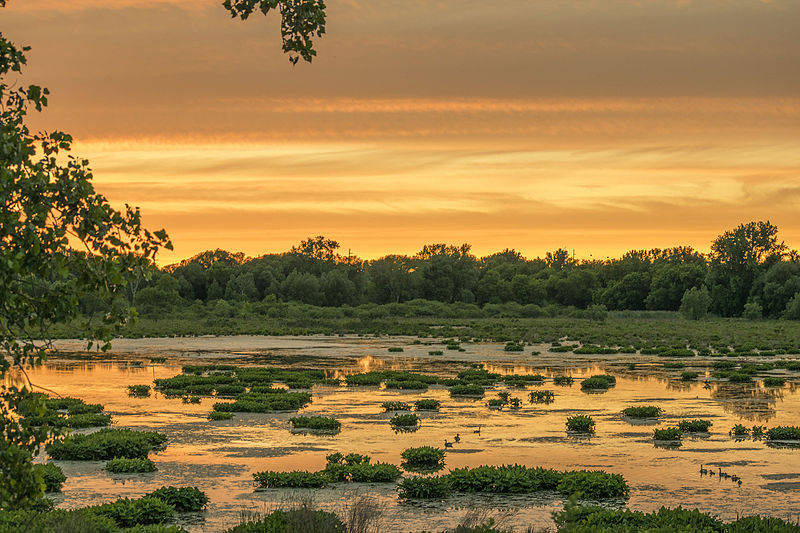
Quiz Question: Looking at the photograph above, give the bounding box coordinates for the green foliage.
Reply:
[212,391,312,412]
[680,286,712,320]
[145,486,208,512]
[384,379,429,390]
[653,427,682,440]
[390,413,420,427]
[730,424,749,436]
[46,428,167,461]
[622,406,662,418]
[381,401,411,412]
[0,509,118,532]
[289,416,340,431]
[678,419,712,432]
[397,476,452,499]
[253,470,328,488]
[743,301,763,320]
[556,470,630,499]
[90,496,175,528]
[224,508,345,533]
[401,446,446,470]
[681,371,699,380]
[503,341,524,351]
[566,415,595,432]
[414,399,440,410]
[322,460,401,483]
[105,457,157,473]
[580,375,616,390]
[428,350,444,355]
[128,385,151,397]
[34,462,66,492]
[766,426,800,441]
[529,390,555,403]
[763,377,786,387]
[553,376,574,385]
[449,384,485,397]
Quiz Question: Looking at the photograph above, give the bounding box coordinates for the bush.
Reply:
[449,384,485,397]
[556,470,629,499]
[742,301,763,320]
[322,461,401,483]
[381,401,411,412]
[390,413,420,427]
[504,341,524,352]
[128,385,151,397]
[35,463,66,492]
[397,476,451,499]
[401,446,446,470]
[553,376,574,386]
[678,420,712,432]
[212,392,312,412]
[224,508,345,533]
[146,486,209,512]
[680,287,711,320]
[730,424,749,436]
[447,465,562,493]
[208,410,234,421]
[529,390,555,403]
[90,496,175,528]
[567,415,595,433]
[622,406,662,418]
[289,416,341,431]
[580,375,616,390]
[766,426,800,441]
[414,399,440,410]
[0,509,117,532]
[763,377,786,387]
[47,428,167,460]
[681,371,699,381]
[253,470,328,488]
[105,457,158,473]
[653,427,682,440]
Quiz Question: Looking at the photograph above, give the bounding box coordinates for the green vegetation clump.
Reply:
[557,471,630,499]
[387,347,404,352]
[678,420,712,432]
[553,376,574,386]
[35,463,66,492]
[397,476,452,499]
[224,508,344,533]
[574,345,618,355]
[381,401,411,412]
[622,406,662,418]
[428,350,444,356]
[530,390,555,403]
[653,427,682,441]
[566,415,595,432]
[414,399,440,410]
[212,392,312,413]
[763,377,786,387]
[105,457,158,473]
[730,424,749,436]
[384,379,429,390]
[47,428,167,461]
[146,486,209,512]
[580,375,616,390]
[289,416,341,431]
[727,372,753,383]
[90,496,175,528]
[401,446,446,470]
[253,470,328,488]
[766,426,800,441]
[663,362,685,369]
[448,384,485,397]
[504,341,525,352]
[681,371,699,381]
[128,385,151,397]
[390,413,420,427]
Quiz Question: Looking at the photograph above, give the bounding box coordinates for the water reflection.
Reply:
[711,383,781,422]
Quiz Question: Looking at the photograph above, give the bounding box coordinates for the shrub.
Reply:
[401,446,446,470]
[449,384,485,397]
[397,476,451,499]
[580,375,615,390]
[529,390,555,403]
[214,384,246,396]
[91,496,175,528]
[653,427,682,440]
[728,372,753,383]
[678,420,712,432]
[504,342,524,352]
[681,371,699,381]
[47,428,167,460]
[730,424,749,436]
[146,486,209,512]
[566,415,595,432]
[556,470,629,499]
[35,463,66,492]
[766,426,800,441]
[487,399,506,409]
[212,392,312,412]
[208,410,234,421]
[553,376,574,386]
[105,457,158,473]
[447,465,562,493]
[289,416,341,431]
[743,301,763,320]
[224,508,345,533]
[253,470,328,488]
[680,286,711,320]
[763,377,786,387]
[381,401,411,412]
[414,399,440,410]
[622,406,662,418]
[322,461,401,483]
[0,510,117,533]
[128,385,151,397]
[390,413,420,427]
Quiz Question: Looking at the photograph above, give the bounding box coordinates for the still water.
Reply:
[12,335,800,531]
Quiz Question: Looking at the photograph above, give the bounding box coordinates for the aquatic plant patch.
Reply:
[381,401,411,411]
[212,392,312,413]
[46,428,167,460]
[530,390,555,403]
[253,471,328,488]
[384,379,429,390]
[128,385,151,397]
[653,427,682,440]
[567,415,595,432]
[322,461,402,483]
[208,410,234,421]
[553,376,574,386]
[681,371,699,381]
[730,424,750,436]
[763,377,786,387]
[387,347,404,352]
[89,496,175,528]
[397,476,452,499]
[448,384,485,396]
[35,462,66,492]
[224,508,344,533]
[556,470,630,499]
[146,486,209,512]
[390,413,420,427]
[428,350,444,355]
[105,457,158,473]
[401,446,446,470]
[580,375,616,390]
[678,419,712,432]
[766,426,800,441]
[622,406,662,418]
[289,416,341,431]
[414,399,440,410]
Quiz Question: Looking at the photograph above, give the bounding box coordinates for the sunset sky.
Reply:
[5,0,800,265]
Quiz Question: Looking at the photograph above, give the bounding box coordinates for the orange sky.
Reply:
[5,0,800,264]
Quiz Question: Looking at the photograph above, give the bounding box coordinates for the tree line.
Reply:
[86,221,800,321]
